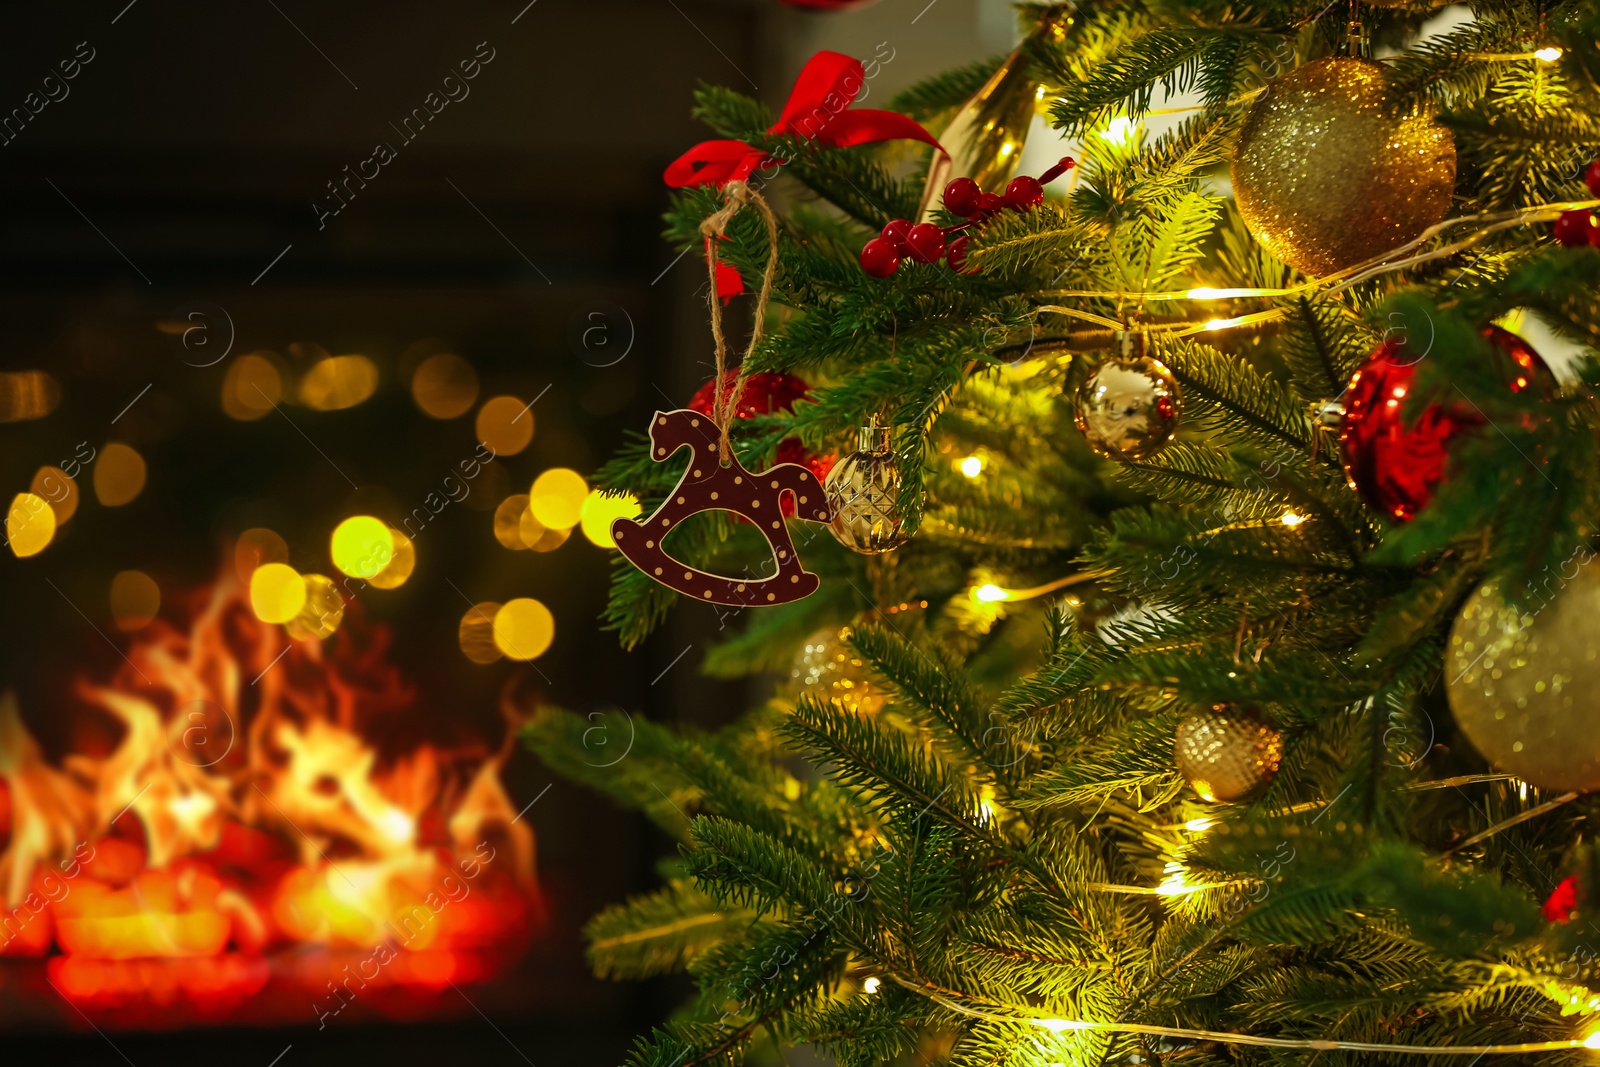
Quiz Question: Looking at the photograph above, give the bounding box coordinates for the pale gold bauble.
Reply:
[789,626,884,715]
[824,424,912,555]
[1175,706,1283,802]
[1073,355,1182,461]
[1231,57,1456,277]
[1446,569,1600,793]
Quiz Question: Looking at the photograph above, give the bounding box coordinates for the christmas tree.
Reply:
[528,2,1600,1063]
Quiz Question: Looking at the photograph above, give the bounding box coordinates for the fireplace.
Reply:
[0,577,543,1032]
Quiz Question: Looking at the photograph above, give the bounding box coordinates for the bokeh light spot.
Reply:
[520,509,571,552]
[580,491,641,548]
[6,493,56,558]
[110,570,161,631]
[411,353,479,419]
[476,395,534,456]
[30,466,79,524]
[529,468,588,530]
[459,602,503,664]
[494,495,532,550]
[93,443,147,507]
[250,562,307,623]
[367,528,415,589]
[298,355,379,411]
[330,515,394,579]
[222,353,283,420]
[0,371,61,422]
[285,574,345,641]
[234,527,290,585]
[493,598,555,661]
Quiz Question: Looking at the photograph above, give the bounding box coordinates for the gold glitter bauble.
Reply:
[824,424,911,555]
[1445,569,1600,793]
[1073,355,1181,461]
[1231,57,1456,277]
[1175,706,1283,802]
[789,626,884,715]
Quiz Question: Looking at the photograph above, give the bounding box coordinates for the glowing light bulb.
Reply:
[1184,817,1214,833]
[1584,1029,1600,1050]
[1035,1019,1090,1032]
[1280,510,1305,527]
[861,976,881,994]
[1535,46,1563,62]
[378,809,416,844]
[1100,116,1134,144]
[974,583,1010,603]
[331,516,395,579]
[1204,316,1244,332]
[959,455,984,478]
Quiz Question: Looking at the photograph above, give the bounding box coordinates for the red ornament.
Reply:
[689,372,834,513]
[946,234,975,274]
[905,223,946,263]
[859,237,900,277]
[1586,159,1600,198]
[942,177,982,217]
[1004,175,1044,211]
[611,410,833,607]
[1544,874,1582,923]
[881,218,913,249]
[1553,209,1596,247]
[1339,325,1549,522]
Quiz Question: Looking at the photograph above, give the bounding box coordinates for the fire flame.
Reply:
[0,577,539,1022]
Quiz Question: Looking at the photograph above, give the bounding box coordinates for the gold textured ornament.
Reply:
[825,422,912,555]
[1175,706,1283,802]
[916,5,1074,220]
[1073,340,1182,460]
[790,627,884,715]
[1230,57,1456,277]
[1445,568,1600,793]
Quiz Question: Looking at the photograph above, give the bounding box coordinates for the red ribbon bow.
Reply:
[664,50,942,189]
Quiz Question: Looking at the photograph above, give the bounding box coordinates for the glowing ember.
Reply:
[0,577,541,1026]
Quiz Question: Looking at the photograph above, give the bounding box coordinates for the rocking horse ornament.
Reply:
[610,179,834,608]
[610,409,833,606]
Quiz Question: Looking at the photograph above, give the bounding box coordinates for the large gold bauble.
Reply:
[1231,57,1456,277]
[824,424,912,555]
[1445,568,1600,793]
[789,626,884,715]
[1175,706,1283,802]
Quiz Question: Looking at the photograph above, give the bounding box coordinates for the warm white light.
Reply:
[862,976,881,994]
[974,583,1010,603]
[1280,510,1305,527]
[379,809,416,843]
[1036,1018,1091,1033]
[959,455,984,478]
[1535,46,1563,62]
[1184,817,1215,833]
[1186,287,1260,300]
[1204,316,1244,332]
[1583,1029,1600,1050]
[1100,116,1135,144]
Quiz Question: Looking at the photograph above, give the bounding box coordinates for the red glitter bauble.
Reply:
[1339,325,1549,522]
[689,372,834,514]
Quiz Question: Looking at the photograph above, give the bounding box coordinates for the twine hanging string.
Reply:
[700,179,781,465]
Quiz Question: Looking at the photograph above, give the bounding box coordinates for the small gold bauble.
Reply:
[1231,57,1456,277]
[1446,568,1600,793]
[1073,355,1182,461]
[789,626,884,715]
[824,424,912,555]
[1175,706,1283,802]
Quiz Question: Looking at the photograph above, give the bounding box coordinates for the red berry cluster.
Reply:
[1552,159,1600,247]
[859,157,1075,278]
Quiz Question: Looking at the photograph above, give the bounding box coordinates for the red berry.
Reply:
[942,177,982,217]
[976,191,1004,218]
[859,237,900,277]
[1586,159,1600,198]
[905,223,945,264]
[881,218,913,249]
[1553,209,1595,247]
[1003,175,1044,211]
[946,235,977,274]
